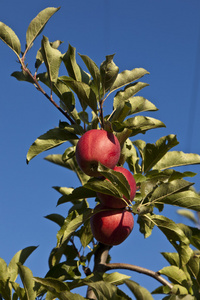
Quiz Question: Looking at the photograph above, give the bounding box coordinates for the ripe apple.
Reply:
[97,166,137,208]
[90,204,134,246]
[75,129,121,177]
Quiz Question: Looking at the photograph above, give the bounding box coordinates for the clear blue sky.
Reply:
[0,0,200,298]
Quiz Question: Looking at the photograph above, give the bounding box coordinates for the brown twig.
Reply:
[86,243,112,299]
[19,57,75,124]
[104,262,173,290]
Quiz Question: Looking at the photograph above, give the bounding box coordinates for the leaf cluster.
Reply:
[1,6,200,300]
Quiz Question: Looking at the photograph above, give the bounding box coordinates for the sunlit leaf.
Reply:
[0,22,21,56]
[18,264,37,300]
[45,154,90,185]
[161,252,180,267]
[34,277,85,300]
[177,209,198,224]
[0,258,8,281]
[97,163,131,199]
[84,178,123,199]
[26,128,78,163]
[113,116,165,136]
[57,209,92,247]
[158,190,200,212]
[78,220,93,248]
[110,68,149,92]
[41,36,62,83]
[103,272,131,285]
[128,96,158,114]
[153,151,200,170]
[45,261,81,281]
[37,72,80,123]
[57,186,96,206]
[26,7,60,51]
[8,246,38,282]
[151,179,194,203]
[58,76,97,113]
[177,223,200,250]
[79,53,101,90]
[143,135,179,173]
[137,213,154,238]
[85,280,122,300]
[159,266,188,285]
[149,215,193,265]
[62,44,90,83]
[100,54,119,92]
[125,279,154,300]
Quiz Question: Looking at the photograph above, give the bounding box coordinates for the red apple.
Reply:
[75,129,121,177]
[90,204,134,246]
[97,166,137,208]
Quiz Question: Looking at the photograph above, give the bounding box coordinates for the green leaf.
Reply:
[11,70,35,83]
[57,186,96,206]
[113,116,165,136]
[177,223,200,250]
[125,279,154,300]
[159,266,188,285]
[26,128,78,163]
[114,82,149,103]
[97,163,131,199]
[153,151,200,170]
[143,135,179,173]
[58,76,97,113]
[100,54,119,92]
[57,209,93,247]
[0,258,12,300]
[11,282,26,300]
[149,215,193,265]
[177,209,198,224]
[0,257,8,281]
[8,246,37,282]
[151,179,194,203]
[119,138,141,173]
[110,68,149,92]
[62,44,90,83]
[84,178,123,200]
[161,252,180,267]
[158,190,200,212]
[0,22,21,57]
[79,53,101,90]
[103,272,131,285]
[45,154,90,185]
[78,219,93,248]
[45,261,81,281]
[137,214,155,238]
[163,295,195,300]
[128,96,158,114]
[18,264,37,300]
[26,7,60,51]
[85,281,122,300]
[44,214,65,227]
[37,72,80,123]
[41,36,62,83]
[34,277,85,300]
